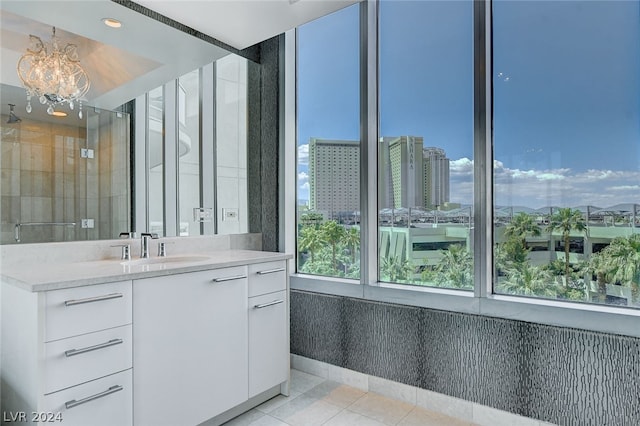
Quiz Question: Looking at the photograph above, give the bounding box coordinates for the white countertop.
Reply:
[1,250,292,292]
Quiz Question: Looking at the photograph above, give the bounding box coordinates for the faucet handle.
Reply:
[157,241,174,257]
[119,231,136,239]
[111,243,131,261]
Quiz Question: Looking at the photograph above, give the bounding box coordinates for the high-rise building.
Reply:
[379,137,450,209]
[309,137,450,216]
[423,147,450,208]
[308,138,360,219]
[379,136,424,209]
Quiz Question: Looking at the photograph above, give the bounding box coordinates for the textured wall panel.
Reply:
[290,290,640,426]
[257,36,281,252]
[344,299,422,387]
[246,36,281,252]
[290,291,347,366]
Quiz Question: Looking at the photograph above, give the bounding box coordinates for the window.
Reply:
[296,4,361,279]
[290,0,639,317]
[378,0,474,289]
[492,0,640,307]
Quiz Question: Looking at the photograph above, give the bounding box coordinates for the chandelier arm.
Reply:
[16,27,90,118]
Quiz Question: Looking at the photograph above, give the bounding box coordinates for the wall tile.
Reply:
[472,404,540,426]
[369,376,417,405]
[416,388,474,422]
[326,364,369,392]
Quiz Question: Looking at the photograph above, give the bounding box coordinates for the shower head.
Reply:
[7,104,22,124]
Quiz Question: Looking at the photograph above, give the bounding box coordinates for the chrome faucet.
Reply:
[140,232,158,258]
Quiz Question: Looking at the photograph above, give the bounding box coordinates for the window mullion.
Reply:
[360,0,379,287]
[473,0,492,299]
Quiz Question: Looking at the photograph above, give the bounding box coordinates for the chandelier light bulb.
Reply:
[16,26,90,119]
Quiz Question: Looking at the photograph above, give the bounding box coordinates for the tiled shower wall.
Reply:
[0,112,128,244]
[290,290,640,426]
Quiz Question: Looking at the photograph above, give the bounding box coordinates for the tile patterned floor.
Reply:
[223,370,478,426]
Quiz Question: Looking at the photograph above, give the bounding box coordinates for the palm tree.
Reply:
[504,212,541,251]
[434,244,473,289]
[584,252,609,302]
[598,234,640,304]
[320,221,346,272]
[498,263,557,298]
[546,208,587,286]
[342,227,360,266]
[380,255,414,283]
[298,226,323,264]
[299,212,323,226]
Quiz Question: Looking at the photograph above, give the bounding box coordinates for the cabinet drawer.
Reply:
[248,261,287,297]
[44,281,132,342]
[248,290,289,397]
[207,265,248,283]
[44,325,132,394]
[42,369,132,426]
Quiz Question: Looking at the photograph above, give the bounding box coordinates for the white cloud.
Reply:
[536,172,566,181]
[493,162,639,208]
[298,144,309,166]
[448,157,639,208]
[450,157,473,174]
[297,171,310,192]
[609,185,640,192]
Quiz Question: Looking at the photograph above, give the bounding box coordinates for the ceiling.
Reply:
[0,0,359,124]
[136,0,360,50]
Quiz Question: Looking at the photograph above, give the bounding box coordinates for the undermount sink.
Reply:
[121,255,212,266]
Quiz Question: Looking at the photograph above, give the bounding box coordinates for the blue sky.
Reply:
[297,0,640,209]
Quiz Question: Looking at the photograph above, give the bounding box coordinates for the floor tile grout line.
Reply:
[318,404,346,426]
[287,370,480,426]
[395,404,419,426]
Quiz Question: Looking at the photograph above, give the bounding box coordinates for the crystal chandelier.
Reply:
[16,27,90,118]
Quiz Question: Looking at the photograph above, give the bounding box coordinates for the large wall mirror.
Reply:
[137,54,249,239]
[0,2,248,244]
[1,85,130,244]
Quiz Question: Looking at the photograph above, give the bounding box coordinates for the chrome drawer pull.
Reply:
[212,275,247,283]
[254,299,285,309]
[65,385,123,409]
[256,267,285,275]
[64,293,123,307]
[65,339,124,357]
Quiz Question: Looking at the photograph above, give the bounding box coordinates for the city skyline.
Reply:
[297,1,639,210]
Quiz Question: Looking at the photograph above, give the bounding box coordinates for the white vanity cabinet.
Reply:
[2,251,290,426]
[1,280,133,426]
[248,261,289,397]
[133,260,290,426]
[133,266,249,426]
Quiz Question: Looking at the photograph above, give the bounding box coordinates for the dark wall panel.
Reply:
[290,290,640,426]
[247,35,281,252]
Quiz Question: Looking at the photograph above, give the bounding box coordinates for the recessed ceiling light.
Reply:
[102,18,122,28]
[52,111,67,117]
